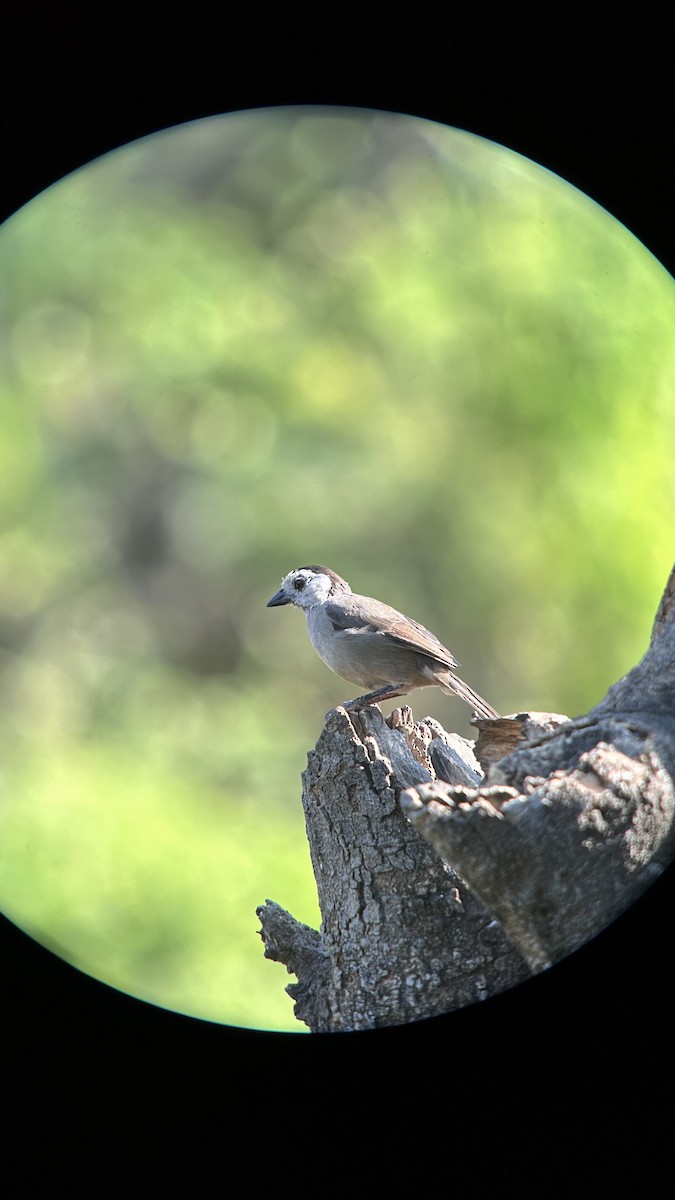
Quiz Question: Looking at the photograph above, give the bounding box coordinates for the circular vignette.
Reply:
[0,105,673,1032]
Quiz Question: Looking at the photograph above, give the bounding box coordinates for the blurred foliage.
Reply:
[0,108,673,1031]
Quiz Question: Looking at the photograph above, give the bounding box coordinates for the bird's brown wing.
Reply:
[325,599,460,670]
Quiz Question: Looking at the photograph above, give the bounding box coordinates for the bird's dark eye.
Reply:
[294,578,306,591]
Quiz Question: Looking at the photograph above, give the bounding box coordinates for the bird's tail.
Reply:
[437,671,499,720]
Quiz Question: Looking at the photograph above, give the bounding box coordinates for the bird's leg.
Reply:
[340,684,408,711]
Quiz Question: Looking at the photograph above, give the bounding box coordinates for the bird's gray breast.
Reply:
[306,606,351,671]
[306,604,428,689]
[305,605,380,687]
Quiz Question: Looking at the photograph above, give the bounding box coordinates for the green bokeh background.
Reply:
[0,107,673,1032]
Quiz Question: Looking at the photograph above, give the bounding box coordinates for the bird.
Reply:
[266,565,498,719]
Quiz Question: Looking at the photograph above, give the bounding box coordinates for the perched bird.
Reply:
[266,565,498,719]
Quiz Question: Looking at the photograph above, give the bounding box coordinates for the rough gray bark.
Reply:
[258,565,675,1032]
[258,705,531,1031]
[402,567,675,972]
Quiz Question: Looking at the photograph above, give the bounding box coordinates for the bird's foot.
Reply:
[340,684,407,711]
[339,697,376,713]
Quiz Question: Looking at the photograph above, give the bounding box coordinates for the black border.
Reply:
[3,3,673,1179]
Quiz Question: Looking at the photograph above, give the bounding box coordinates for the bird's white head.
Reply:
[266,565,350,612]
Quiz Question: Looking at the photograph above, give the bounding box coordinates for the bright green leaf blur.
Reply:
[0,108,673,1031]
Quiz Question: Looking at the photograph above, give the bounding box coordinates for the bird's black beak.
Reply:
[266,588,290,607]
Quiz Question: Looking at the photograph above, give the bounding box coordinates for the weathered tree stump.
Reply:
[258,565,675,1032]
